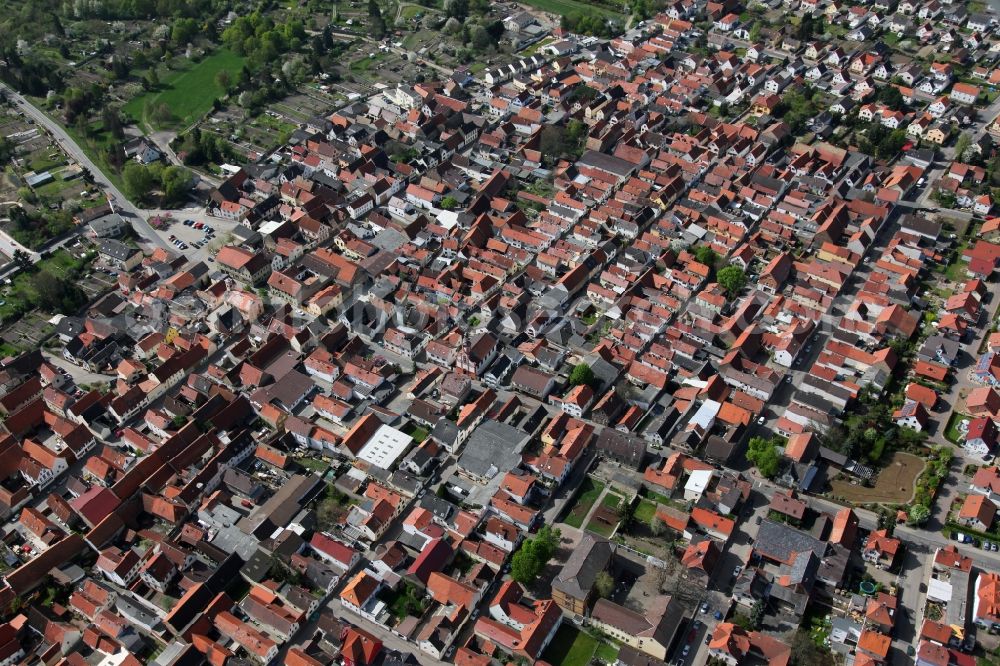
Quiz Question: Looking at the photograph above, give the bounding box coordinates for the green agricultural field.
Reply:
[517,0,625,19]
[124,49,246,130]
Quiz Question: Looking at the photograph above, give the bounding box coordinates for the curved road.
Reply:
[0,83,171,251]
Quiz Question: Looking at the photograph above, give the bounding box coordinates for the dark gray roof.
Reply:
[457,420,527,479]
[552,532,614,600]
[595,428,646,469]
[418,494,457,520]
[98,238,140,262]
[577,150,636,178]
[430,419,459,448]
[754,520,826,565]
[241,548,272,583]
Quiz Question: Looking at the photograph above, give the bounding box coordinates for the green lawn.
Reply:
[400,4,427,19]
[521,36,556,56]
[944,412,970,444]
[641,487,673,505]
[516,0,625,18]
[124,49,246,130]
[634,498,657,523]
[942,241,970,282]
[350,51,390,73]
[601,491,624,509]
[541,625,599,666]
[27,151,66,173]
[39,249,95,278]
[295,456,330,473]
[594,642,619,663]
[563,477,605,528]
[585,516,619,537]
[402,422,429,442]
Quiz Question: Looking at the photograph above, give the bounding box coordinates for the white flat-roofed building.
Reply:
[684,468,715,502]
[357,424,414,469]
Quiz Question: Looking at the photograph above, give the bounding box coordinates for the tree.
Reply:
[955,131,971,161]
[102,106,124,139]
[122,163,156,204]
[749,600,765,629]
[568,363,596,388]
[143,68,159,91]
[617,497,636,530]
[693,245,718,267]
[171,17,198,45]
[537,123,585,166]
[11,250,31,270]
[0,137,15,166]
[876,85,905,111]
[907,503,930,526]
[439,195,458,210]
[649,515,665,536]
[30,270,84,313]
[789,630,836,666]
[469,25,491,51]
[316,486,351,529]
[215,70,232,92]
[160,166,192,206]
[717,265,746,297]
[367,0,386,37]
[593,571,614,599]
[746,436,782,479]
[510,546,541,584]
[268,555,302,586]
[444,0,468,20]
[510,526,561,584]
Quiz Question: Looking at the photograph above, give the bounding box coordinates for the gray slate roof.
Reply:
[552,532,614,600]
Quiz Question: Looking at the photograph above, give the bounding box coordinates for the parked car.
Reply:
[700,602,709,614]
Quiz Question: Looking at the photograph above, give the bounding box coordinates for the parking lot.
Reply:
[167,217,218,252]
[157,216,233,264]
